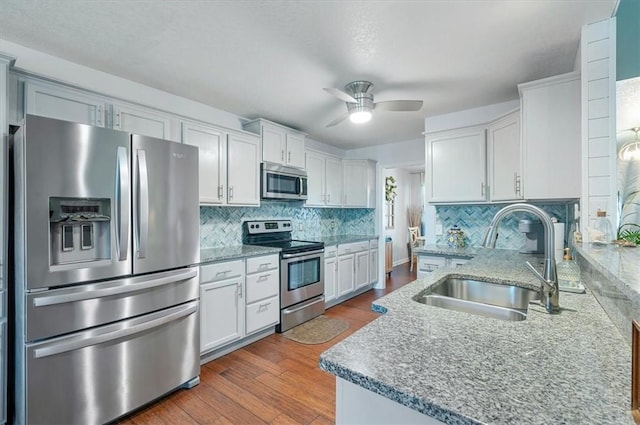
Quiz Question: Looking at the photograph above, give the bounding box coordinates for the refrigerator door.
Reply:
[25,267,198,341]
[16,115,132,290]
[132,135,199,274]
[24,300,199,425]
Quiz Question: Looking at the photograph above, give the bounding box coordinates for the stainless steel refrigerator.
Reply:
[11,115,201,424]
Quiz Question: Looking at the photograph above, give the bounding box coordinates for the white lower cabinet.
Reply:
[245,254,280,335]
[200,260,245,353]
[335,239,378,301]
[355,250,369,289]
[199,254,279,355]
[324,246,338,303]
[416,254,471,279]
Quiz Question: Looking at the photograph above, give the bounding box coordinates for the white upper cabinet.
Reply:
[427,126,487,203]
[285,132,306,168]
[182,122,225,205]
[488,110,522,201]
[25,81,107,127]
[243,118,306,169]
[343,159,376,208]
[112,104,173,140]
[519,72,581,200]
[305,150,343,207]
[227,132,260,205]
[183,122,260,206]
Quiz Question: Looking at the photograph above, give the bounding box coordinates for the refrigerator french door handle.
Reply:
[32,268,197,307]
[137,149,149,258]
[33,301,198,359]
[116,147,130,261]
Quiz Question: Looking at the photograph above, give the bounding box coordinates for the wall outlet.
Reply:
[435,224,443,236]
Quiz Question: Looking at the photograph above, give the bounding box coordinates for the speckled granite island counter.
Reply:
[199,245,280,264]
[320,248,633,425]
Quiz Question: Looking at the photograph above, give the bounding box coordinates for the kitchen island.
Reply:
[319,248,633,424]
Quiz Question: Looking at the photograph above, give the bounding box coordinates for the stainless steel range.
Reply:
[243,220,324,332]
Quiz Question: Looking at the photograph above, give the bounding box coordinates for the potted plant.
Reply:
[616,189,640,246]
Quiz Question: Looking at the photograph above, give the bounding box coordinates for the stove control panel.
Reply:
[244,220,292,234]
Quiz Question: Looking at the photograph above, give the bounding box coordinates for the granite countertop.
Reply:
[317,234,378,246]
[198,245,281,264]
[319,248,632,425]
[413,243,479,258]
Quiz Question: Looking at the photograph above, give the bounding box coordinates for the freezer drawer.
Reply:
[23,300,199,425]
[26,267,198,341]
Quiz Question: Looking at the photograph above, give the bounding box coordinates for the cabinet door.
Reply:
[182,122,225,204]
[200,278,244,353]
[337,254,355,297]
[227,132,260,205]
[325,156,343,207]
[305,151,326,206]
[324,256,337,302]
[25,81,106,127]
[113,104,172,140]
[369,248,379,285]
[343,161,367,207]
[286,132,306,168]
[521,76,581,199]
[427,127,487,203]
[489,111,522,201]
[262,124,286,164]
[355,250,369,289]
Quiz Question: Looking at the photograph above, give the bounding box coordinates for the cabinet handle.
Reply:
[114,111,121,128]
[238,283,243,299]
[288,151,291,163]
[281,150,285,161]
[327,193,331,203]
[515,174,522,196]
[258,302,271,311]
[229,186,234,199]
[218,185,223,200]
[258,263,271,269]
[215,270,232,277]
[96,106,103,126]
[481,182,485,197]
[257,274,270,282]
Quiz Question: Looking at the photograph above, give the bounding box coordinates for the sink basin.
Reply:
[414,277,540,321]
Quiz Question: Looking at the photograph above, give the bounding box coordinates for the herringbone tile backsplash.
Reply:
[200,202,375,248]
[435,203,573,250]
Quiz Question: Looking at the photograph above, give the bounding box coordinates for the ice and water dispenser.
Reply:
[49,197,111,265]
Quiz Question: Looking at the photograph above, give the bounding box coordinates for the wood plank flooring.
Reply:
[118,263,416,425]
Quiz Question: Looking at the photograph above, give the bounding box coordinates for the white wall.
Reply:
[424,99,520,134]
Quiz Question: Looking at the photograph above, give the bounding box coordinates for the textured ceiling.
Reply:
[0,0,617,149]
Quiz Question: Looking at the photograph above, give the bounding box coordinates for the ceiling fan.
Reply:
[323,80,423,127]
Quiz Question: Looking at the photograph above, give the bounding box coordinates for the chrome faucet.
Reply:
[482,203,560,314]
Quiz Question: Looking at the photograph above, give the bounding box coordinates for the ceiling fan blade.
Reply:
[326,114,349,128]
[323,87,357,103]
[374,100,423,112]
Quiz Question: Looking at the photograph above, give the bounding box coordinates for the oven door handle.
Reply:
[281,249,324,259]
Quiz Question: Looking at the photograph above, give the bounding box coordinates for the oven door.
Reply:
[281,250,324,308]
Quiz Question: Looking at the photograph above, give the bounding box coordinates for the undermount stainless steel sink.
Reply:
[414,277,540,321]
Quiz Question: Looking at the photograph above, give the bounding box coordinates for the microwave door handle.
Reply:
[116,147,130,261]
[137,150,149,259]
[298,177,303,195]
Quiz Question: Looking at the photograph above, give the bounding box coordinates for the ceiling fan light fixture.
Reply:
[619,127,640,161]
[349,108,372,124]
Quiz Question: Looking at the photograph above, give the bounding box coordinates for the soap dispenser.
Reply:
[557,248,584,293]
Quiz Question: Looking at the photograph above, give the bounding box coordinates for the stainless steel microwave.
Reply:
[261,162,308,201]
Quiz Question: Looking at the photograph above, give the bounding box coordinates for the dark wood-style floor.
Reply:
[119,263,416,425]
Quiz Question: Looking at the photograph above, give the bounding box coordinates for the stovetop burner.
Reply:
[243,220,324,255]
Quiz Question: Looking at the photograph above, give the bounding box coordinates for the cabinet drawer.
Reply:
[246,271,279,303]
[418,255,447,272]
[325,245,338,259]
[200,260,244,283]
[246,254,279,274]
[338,241,369,255]
[246,295,279,334]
